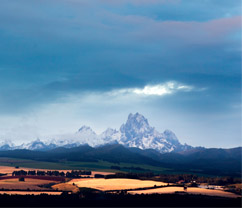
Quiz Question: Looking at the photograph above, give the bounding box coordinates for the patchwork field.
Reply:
[0,191,62,195]
[0,166,37,176]
[0,165,112,178]
[0,165,114,194]
[128,187,241,198]
[0,164,241,200]
[67,178,167,191]
[52,183,79,193]
[0,178,58,190]
[227,183,242,189]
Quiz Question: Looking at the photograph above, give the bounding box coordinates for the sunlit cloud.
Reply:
[0,0,240,148]
[110,81,194,97]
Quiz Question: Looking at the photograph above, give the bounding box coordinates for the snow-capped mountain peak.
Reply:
[0,113,193,153]
[101,128,118,137]
[17,139,48,150]
[163,129,179,141]
[118,113,190,152]
[0,139,15,150]
[100,128,120,143]
[127,113,150,129]
[120,113,154,136]
[78,125,96,135]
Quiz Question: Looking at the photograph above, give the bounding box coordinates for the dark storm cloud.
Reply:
[0,0,241,146]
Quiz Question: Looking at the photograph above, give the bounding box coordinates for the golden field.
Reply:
[0,165,113,194]
[52,183,79,193]
[0,178,57,190]
[0,165,111,177]
[67,178,167,191]
[0,191,62,195]
[1,165,241,199]
[0,166,37,176]
[128,187,241,198]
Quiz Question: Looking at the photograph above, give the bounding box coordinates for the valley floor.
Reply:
[0,164,241,207]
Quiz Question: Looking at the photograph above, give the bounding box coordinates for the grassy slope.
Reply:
[0,157,219,177]
[0,157,170,174]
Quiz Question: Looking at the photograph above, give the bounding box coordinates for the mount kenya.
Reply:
[0,113,193,153]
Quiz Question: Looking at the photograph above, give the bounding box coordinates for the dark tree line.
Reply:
[156,174,241,185]
[101,172,241,186]
[66,170,91,178]
[12,170,92,178]
[104,172,154,179]
[0,192,240,207]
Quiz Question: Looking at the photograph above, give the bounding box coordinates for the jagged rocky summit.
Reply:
[0,113,192,153]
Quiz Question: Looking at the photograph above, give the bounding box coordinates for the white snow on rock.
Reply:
[0,113,192,153]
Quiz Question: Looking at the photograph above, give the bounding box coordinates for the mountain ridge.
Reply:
[0,144,240,177]
[1,113,196,153]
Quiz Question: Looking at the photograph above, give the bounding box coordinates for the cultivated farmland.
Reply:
[0,178,58,190]
[0,191,62,195]
[52,183,79,193]
[67,178,167,191]
[128,187,241,198]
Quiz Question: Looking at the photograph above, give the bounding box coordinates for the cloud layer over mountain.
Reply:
[0,0,241,148]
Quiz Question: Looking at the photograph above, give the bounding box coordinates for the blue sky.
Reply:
[0,0,241,147]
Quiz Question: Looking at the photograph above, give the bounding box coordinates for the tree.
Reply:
[19,177,25,182]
